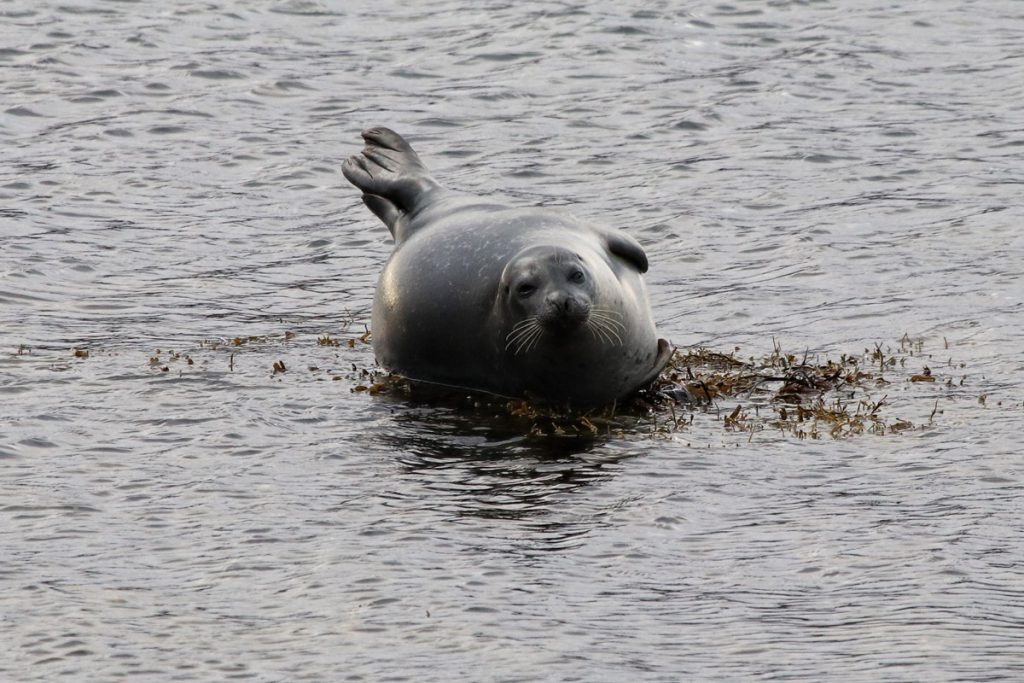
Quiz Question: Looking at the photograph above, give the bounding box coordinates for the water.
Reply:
[2,1,1023,680]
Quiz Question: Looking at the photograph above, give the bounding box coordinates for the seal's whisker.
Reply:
[507,329,540,349]
[506,319,543,355]
[601,320,624,345]
[506,326,536,345]
[598,319,618,342]
[590,315,625,330]
[586,319,613,346]
[512,325,544,356]
[590,311,623,322]
[591,318,625,336]
[588,317,623,346]
[507,330,537,352]
[508,317,539,335]
[589,308,623,318]
[505,317,540,345]
[589,323,610,348]
[523,329,543,355]
[589,310,626,331]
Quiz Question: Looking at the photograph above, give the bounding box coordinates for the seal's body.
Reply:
[343,127,669,408]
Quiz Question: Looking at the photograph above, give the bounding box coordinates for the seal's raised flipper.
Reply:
[342,127,441,238]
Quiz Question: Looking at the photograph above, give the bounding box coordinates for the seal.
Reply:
[342,127,671,408]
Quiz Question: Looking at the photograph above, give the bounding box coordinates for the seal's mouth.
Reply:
[505,304,624,356]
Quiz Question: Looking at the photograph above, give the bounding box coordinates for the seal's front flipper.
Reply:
[342,127,441,238]
[637,338,673,389]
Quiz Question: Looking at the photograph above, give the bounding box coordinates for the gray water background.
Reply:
[2,1,1023,680]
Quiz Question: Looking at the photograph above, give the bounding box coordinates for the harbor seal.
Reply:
[342,127,670,408]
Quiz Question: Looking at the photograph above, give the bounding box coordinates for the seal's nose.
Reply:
[544,293,588,327]
[547,293,573,314]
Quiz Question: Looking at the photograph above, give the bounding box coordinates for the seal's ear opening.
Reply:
[605,230,649,273]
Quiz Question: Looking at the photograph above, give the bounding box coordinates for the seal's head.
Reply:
[500,245,627,357]
[503,245,593,324]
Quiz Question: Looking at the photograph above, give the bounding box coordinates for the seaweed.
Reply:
[126,327,967,440]
[640,339,927,439]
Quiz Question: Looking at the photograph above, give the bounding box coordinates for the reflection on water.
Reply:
[374,395,624,556]
[2,0,1023,680]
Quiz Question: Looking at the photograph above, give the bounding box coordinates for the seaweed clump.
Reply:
[645,340,923,440]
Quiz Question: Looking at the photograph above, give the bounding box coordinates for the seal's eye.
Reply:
[516,283,535,298]
[569,270,585,283]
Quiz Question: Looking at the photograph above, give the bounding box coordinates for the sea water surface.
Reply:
[2,1,1023,680]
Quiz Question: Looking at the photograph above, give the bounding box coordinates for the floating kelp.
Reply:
[645,341,929,440]
[144,327,376,378]
[316,334,342,347]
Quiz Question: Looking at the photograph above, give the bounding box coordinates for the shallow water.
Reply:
[2,1,1023,680]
